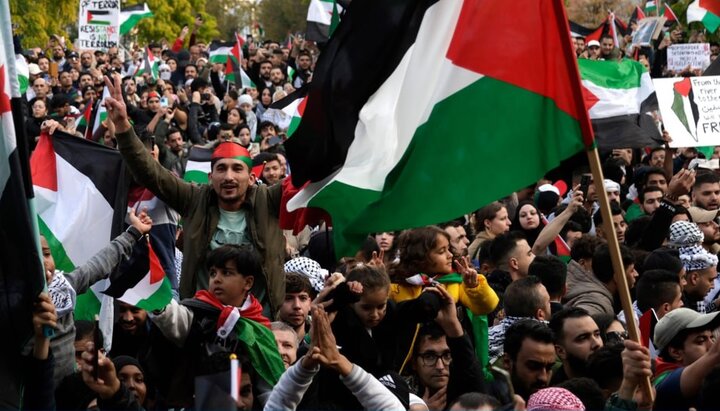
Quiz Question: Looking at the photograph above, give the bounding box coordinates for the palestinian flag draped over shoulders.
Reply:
[286,0,593,258]
[30,131,128,320]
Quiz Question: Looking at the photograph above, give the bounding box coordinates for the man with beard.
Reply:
[692,172,720,210]
[687,207,720,254]
[502,320,556,401]
[110,302,150,358]
[548,307,603,384]
[439,220,470,257]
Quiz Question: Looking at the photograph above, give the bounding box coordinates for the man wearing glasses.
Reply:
[409,288,485,410]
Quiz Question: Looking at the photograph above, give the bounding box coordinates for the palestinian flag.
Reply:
[645,0,657,15]
[138,47,159,80]
[15,54,28,95]
[209,41,235,65]
[268,86,307,137]
[662,5,679,24]
[184,145,211,185]
[285,0,593,258]
[541,216,571,262]
[306,0,342,42]
[87,10,112,26]
[30,131,128,320]
[225,33,255,89]
[638,309,658,349]
[120,3,153,36]
[631,6,646,23]
[688,0,720,33]
[569,21,596,38]
[75,99,93,138]
[102,186,174,311]
[579,59,662,150]
[90,87,110,139]
[670,77,700,143]
[584,13,629,45]
[0,0,45,351]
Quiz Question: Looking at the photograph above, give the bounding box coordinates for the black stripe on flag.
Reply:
[592,114,663,150]
[269,85,308,110]
[121,4,146,12]
[286,0,440,186]
[51,131,130,239]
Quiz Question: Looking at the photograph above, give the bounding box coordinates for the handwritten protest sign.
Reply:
[667,43,711,72]
[78,0,120,50]
[654,76,720,147]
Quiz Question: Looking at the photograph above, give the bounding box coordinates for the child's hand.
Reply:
[367,250,385,271]
[455,256,479,288]
[128,207,153,235]
[33,292,57,339]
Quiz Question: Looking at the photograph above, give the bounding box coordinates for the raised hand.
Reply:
[79,342,121,399]
[103,75,132,133]
[454,256,478,288]
[128,207,153,235]
[310,305,353,376]
[367,249,385,270]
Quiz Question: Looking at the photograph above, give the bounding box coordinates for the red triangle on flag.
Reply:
[581,84,600,111]
[30,133,58,191]
[147,240,165,285]
[700,0,720,17]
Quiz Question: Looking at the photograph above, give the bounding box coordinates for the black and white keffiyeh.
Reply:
[283,257,328,292]
[48,271,76,319]
[669,221,704,247]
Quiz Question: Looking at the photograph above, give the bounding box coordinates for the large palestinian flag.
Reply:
[285,0,593,258]
[579,59,662,150]
[30,131,128,320]
[0,0,44,352]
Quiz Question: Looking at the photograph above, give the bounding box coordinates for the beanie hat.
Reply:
[238,94,253,106]
[284,257,328,292]
[527,387,585,411]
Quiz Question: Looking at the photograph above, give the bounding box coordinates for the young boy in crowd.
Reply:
[147,244,284,408]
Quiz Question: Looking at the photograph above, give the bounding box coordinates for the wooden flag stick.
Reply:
[586,146,655,403]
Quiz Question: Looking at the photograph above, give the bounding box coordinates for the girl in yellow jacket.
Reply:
[389,226,498,315]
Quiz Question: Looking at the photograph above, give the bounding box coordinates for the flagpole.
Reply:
[586,146,655,403]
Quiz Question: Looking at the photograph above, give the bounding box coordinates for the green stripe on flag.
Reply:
[578,59,644,89]
[135,277,173,312]
[38,216,75,272]
[75,290,102,321]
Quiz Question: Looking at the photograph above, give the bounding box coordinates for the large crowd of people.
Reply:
[14,10,720,411]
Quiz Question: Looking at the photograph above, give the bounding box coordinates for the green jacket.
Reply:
[116,128,285,316]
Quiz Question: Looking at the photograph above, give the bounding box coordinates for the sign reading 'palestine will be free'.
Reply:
[78,0,120,50]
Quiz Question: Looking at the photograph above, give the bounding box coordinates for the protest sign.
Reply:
[78,0,120,50]
[632,17,666,46]
[654,76,720,147]
[667,43,711,71]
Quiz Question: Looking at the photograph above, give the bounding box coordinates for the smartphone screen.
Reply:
[160,97,168,108]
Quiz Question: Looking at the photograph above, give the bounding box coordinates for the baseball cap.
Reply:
[688,206,718,224]
[588,40,601,48]
[654,308,720,351]
[28,63,42,75]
